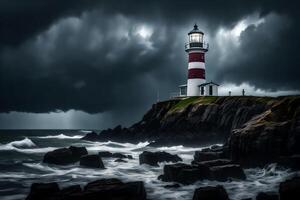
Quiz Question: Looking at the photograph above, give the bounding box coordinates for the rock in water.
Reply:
[43,146,88,165]
[114,158,127,163]
[60,185,82,198]
[139,151,182,166]
[98,151,132,159]
[69,146,88,159]
[81,131,99,141]
[192,159,233,167]
[279,176,300,200]
[26,182,60,200]
[192,185,230,200]
[210,164,246,181]
[194,151,222,162]
[83,179,146,200]
[164,183,181,188]
[26,179,147,200]
[278,154,300,170]
[98,151,113,157]
[113,153,128,159]
[159,163,210,184]
[256,192,279,200]
[80,155,105,168]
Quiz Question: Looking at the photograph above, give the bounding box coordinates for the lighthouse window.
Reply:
[189,33,202,43]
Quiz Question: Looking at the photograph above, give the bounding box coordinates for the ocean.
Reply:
[0,130,297,200]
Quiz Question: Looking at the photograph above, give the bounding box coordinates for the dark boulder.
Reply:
[194,151,222,162]
[210,144,224,151]
[115,158,127,163]
[210,164,246,181]
[164,183,181,188]
[82,178,146,200]
[43,146,88,165]
[192,159,233,167]
[26,179,147,200]
[176,168,207,184]
[113,153,128,159]
[79,155,105,168]
[256,192,278,200]
[139,151,182,166]
[160,163,210,184]
[26,182,60,200]
[279,176,300,200]
[60,185,82,197]
[278,154,300,170]
[98,151,132,159]
[98,151,113,157]
[81,131,99,141]
[69,146,88,159]
[192,185,230,200]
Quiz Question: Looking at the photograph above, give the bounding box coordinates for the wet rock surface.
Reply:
[43,146,88,165]
[192,185,230,200]
[193,151,222,162]
[98,151,132,159]
[81,96,300,169]
[227,96,300,167]
[256,191,279,200]
[79,155,105,168]
[26,178,147,200]
[82,97,275,146]
[139,151,182,166]
[192,159,233,167]
[159,163,210,184]
[279,176,300,200]
[26,182,60,200]
[210,164,246,181]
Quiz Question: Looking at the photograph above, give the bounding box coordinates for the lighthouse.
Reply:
[186,24,208,96]
[174,24,219,98]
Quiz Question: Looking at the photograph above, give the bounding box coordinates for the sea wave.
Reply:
[36,134,82,139]
[0,137,36,150]
[0,138,56,153]
[0,139,297,200]
[85,141,150,153]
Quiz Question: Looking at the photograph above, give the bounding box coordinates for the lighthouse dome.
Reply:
[188,24,204,44]
[188,24,204,35]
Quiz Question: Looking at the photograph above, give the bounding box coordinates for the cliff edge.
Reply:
[82,95,300,166]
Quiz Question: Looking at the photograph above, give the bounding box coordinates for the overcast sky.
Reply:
[0,0,299,129]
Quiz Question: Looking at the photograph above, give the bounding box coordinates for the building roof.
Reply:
[178,84,187,88]
[198,81,220,87]
[188,24,204,35]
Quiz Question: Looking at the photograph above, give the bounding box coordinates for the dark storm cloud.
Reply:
[0,12,185,114]
[0,0,101,46]
[0,0,299,119]
[215,13,300,90]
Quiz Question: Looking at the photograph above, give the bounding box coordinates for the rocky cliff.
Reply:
[227,96,300,166]
[83,96,299,147]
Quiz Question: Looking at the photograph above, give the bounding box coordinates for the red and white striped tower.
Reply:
[185,24,208,96]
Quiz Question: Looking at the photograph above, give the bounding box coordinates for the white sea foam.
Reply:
[0,137,36,150]
[0,137,56,154]
[36,134,82,139]
[1,139,297,200]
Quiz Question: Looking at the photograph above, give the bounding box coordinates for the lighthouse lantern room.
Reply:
[175,24,219,98]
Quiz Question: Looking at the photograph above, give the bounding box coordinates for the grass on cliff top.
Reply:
[169,96,218,112]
